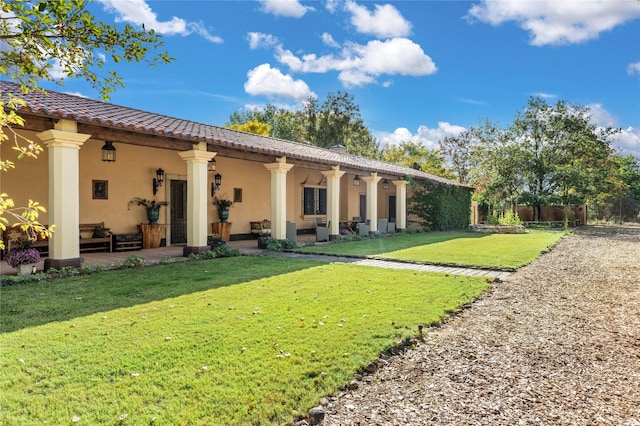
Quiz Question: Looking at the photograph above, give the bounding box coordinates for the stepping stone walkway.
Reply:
[352,258,511,280]
[261,250,512,281]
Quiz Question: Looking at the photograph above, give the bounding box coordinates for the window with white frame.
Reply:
[303,186,327,216]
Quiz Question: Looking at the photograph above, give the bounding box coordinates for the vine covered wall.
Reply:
[408,180,472,231]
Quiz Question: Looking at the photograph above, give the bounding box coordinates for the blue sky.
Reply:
[40,0,640,157]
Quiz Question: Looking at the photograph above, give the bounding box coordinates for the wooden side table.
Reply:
[211,222,232,242]
[138,224,166,249]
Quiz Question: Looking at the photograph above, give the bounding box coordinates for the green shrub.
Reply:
[124,255,145,268]
[499,210,523,225]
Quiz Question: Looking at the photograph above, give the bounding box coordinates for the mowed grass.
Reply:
[0,257,489,425]
[297,230,566,269]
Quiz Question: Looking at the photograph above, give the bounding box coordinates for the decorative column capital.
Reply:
[392,179,408,188]
[178,149,215,164]
[264,159,294,173]
[322,165,345,179]
[36,129,90,149]
[362,172,382,184]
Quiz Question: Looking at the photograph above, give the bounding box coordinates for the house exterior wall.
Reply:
[2,126,412,244]
[1,129,49,223]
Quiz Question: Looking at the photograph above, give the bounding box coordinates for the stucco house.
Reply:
[1,81,470,270]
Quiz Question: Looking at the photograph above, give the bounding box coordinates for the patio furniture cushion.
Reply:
[250,220,271,239]
[316,221,330,242]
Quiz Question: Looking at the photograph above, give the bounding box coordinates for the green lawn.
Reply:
[0,256,489,425]
[297,230,566,269]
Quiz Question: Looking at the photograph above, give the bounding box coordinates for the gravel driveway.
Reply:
[321,226,640,425]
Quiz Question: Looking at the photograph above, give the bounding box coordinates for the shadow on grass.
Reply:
[0,256,325,334]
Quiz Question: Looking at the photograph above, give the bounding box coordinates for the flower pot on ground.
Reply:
[5,243,41,277]
[257,234,272,249]
[128,198,170,225]
[213,197,233,223]
[207,234,227,249]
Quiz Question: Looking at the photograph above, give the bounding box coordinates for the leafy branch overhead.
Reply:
[1,0,174,100]
[0,0,174,249]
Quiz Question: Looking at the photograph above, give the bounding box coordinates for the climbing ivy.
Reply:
[408,179,472,231]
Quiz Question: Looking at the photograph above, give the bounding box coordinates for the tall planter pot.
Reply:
[219,208,230,223]
[147,207,161,225]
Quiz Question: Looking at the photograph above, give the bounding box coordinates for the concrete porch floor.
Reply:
[1,236,318,276]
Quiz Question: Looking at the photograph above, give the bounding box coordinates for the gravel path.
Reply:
[320,226,640,425]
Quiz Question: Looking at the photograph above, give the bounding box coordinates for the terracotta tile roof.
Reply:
[1,81,471,188]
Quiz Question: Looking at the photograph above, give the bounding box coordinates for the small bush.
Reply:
[279,239,297,250]
[265,239,283,251]
[499,211,523,225]
[215,246,242,257]
[124,255,145,268]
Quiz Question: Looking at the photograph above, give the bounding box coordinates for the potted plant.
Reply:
[128,197,170,225]
[5,241,41,277]
[257,233,272,249]
[213,197,233,223]
[207,233,226,249]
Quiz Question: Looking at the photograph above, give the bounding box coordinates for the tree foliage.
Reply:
[382,140,453,179]
[226,104,304,141]
[227,91,380,159]
[1,0,172,99]
[1,0,173,248]
[459,97,622,222]
[229,119,270,136]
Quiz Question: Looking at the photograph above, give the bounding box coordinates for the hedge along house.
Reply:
[1,81,469,270]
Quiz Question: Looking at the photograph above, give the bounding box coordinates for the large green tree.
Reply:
[512,97,619,220]
[1,0,172,247]
[303,91,379,157]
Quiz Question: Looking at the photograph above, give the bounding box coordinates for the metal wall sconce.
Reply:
[353,175,361,186]
[101,141,116,162]
[208,157,217,172]
[152,168,165,196]
[382,179,389,189]
[211,173,222,197]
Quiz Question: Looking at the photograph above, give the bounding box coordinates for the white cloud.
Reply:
[248,32,279,50]
[610,127,640,157]
[344,1,412,38]
[97,0,222,43]
[586,104,640,157]
[627,62,640,76]
[244,63,315,102]
[275,38,436,88]
[532,92,558,100]
[322,33,340,49]
[258,0,313,18]
[587,103,618,128]
[325,0,340,14]
[377,122,466,149]
[467,0,640,46]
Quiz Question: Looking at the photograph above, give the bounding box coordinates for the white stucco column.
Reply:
[37,122,90,270]
[178,148,216,255]
[322,166,345,239]
[264,157,294,239]
[362,172,382,233]
[393,180,408,230]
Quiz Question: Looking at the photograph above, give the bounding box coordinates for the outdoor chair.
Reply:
[387,221,396,233]
[316,220,330,242]
[357,221,369,236]
[377,218,388,234]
